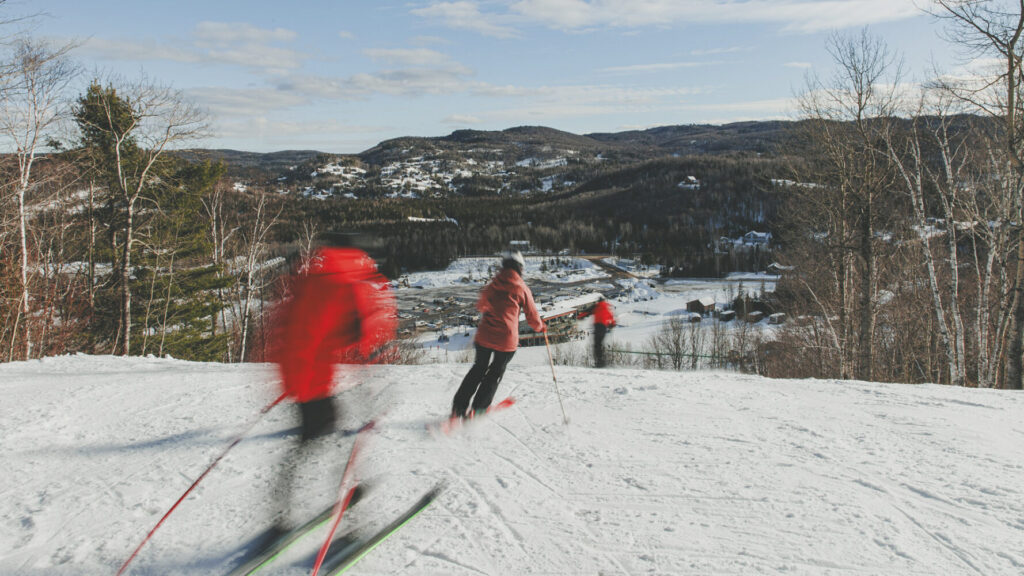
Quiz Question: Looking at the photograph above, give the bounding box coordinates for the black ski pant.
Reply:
[594,323,609,368]
[271,397,339,528]
[452,344,515,417]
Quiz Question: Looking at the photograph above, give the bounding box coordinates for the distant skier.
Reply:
[451,251,545,419]
[265,232,396,540]
[580,296,616,368]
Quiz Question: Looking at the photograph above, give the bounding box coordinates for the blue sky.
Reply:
[16,0,957,153]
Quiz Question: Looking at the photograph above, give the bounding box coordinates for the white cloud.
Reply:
[73,21,309,72]
[363,48,460,68]
[785,61,813,68]
[78,37,203,63]
[464,83,719,125]
[677,97,797,114]
[497,0,924,34]
[471,83,711,104]
[483,95,798,128]
[690,46,751,56]
[192,22,307,71]
[600,61,720,73]
[411,35,453,46]
[444,114,483,124]
[411,1,520,38]
[338,30,355,40]
[187,87,311,117]
[213,117,390,152]
[269,48,477,99]
[193,21,297,45]
[205,44,307,71]
[276,65,475,100]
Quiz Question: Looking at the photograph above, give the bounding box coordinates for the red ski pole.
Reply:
[310,419,377,576]
[115,392,287,576]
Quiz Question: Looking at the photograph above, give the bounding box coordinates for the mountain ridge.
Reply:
[177,120,792,174]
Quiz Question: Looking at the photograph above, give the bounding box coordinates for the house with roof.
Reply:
[677,175,701,190]
[742,231,772,246]
[687,297,716,315]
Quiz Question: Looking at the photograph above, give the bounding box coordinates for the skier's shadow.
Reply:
[25,425,363,457]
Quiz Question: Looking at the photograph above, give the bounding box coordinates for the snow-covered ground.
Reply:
[2,355,1023,575]
[399,256,609,289]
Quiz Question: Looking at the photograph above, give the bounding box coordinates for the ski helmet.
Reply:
[501,250,525,273]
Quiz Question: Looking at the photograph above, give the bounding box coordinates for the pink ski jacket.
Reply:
[474,267,545,353]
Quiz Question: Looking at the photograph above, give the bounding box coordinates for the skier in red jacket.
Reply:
[580,296,616,367]
[266,233,396,536]
[451,251,545,419]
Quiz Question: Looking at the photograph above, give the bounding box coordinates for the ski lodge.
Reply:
[518,292,603,347]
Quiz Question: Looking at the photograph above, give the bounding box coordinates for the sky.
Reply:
[11,0,962,153]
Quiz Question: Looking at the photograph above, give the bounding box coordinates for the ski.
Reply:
[315,484,444,576]
[429,396,516,436]
[226,483,369,575]
[226,419,376,576]
[224,504,334,576]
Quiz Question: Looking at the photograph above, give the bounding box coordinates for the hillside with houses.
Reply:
[182,122,784,200]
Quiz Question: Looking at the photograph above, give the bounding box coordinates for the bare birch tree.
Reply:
[0,37,75,360]
[234,193,279,362]
[931,0,1024,388]
[790,29,902,381]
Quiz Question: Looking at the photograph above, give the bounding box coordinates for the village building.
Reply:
[687,297,716,315]
[677,175,701,190]
[519,292,602,347]
[509,240,531,253]
[742,231,772,246]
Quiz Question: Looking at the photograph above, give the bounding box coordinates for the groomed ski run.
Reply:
[1,356,1023,575]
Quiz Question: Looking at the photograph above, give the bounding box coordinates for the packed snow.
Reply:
[2,354,1023,575]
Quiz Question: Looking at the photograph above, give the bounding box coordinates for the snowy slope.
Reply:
[401,257,608,289]
[1,355,1023,575]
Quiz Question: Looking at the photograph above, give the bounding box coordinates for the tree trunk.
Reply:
[159,250,176,357]
[856,204,874,381]
[17,184,31,360]
[121,201,134,356]
[1004,230,1024,389]
[87,182,96,309]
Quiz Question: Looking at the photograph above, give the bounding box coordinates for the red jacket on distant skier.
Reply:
[582,300,616,328]
[272,247,397,403]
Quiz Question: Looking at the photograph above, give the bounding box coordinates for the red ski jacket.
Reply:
[582,300,616,327]
[273,247,397,403]
[474,267,545,353]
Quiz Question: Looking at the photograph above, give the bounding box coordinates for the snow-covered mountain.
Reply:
[2,355,1022,575]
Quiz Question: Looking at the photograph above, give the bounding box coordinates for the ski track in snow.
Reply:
[1,356,1023,575]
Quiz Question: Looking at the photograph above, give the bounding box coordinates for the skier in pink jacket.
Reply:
[451,251,545,418]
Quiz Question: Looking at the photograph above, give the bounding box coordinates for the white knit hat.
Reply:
[501,250,525,270]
